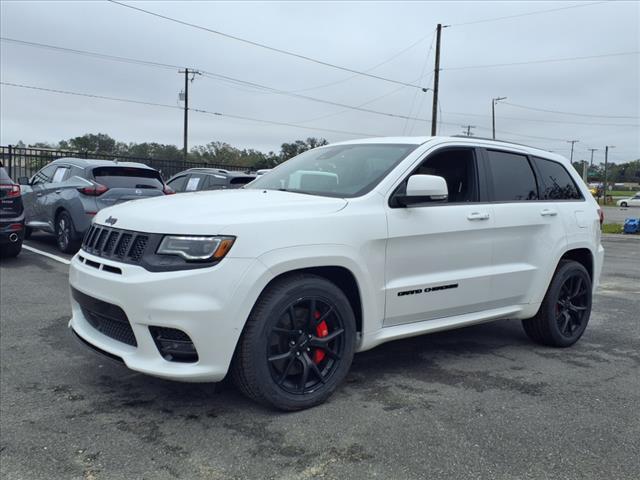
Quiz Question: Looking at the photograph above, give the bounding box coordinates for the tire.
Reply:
[620,202,628,208]
[522,260,592,347]
[55,211,79,253]
[0,241,22,258]
[23,227,32,240]
[231,273,356,411]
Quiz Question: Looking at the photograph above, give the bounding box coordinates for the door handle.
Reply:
[467,212,490,221]
[540,208,558,217]
[55,189,62,194]
[36,193,43,197]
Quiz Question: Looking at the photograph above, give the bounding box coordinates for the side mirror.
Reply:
[18,177,30,185]
[396,174,448,207]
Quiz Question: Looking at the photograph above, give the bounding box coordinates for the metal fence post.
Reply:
[7,144,12,177]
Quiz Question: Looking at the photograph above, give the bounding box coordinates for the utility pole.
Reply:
[587,148,598,184]
[178,68,201,161]
[491,96,507,139]
[431,23,442,136]
[604,145,615,203]
[461,125,476,136]
[567,140,579,163]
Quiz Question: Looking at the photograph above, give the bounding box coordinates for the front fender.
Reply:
[255,244,385,345]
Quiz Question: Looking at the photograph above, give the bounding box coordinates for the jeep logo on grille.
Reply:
[105,216,118,226]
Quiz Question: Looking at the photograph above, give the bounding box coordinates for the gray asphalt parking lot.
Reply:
[1,235,639,480]
[602,205,640,225]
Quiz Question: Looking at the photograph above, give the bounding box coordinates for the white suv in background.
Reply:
[69,136,604,410]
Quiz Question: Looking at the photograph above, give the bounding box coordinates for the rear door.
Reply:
[40,165,72,228]
[183,173,208,192]
[91,166,165,209]
[481,149,566,307]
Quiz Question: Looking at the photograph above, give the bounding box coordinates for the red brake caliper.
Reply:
[313,310,328,364]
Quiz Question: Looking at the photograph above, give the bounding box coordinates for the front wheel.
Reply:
[620,202,628,207]
[232,274,356,411]
[56,211,79,253]
[522,260,592,347]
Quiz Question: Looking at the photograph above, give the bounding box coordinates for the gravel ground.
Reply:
[1,235,638,480]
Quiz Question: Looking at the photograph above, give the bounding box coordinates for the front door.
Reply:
[384,147,496,326]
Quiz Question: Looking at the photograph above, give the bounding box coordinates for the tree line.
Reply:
[11,133,639,182]
[15,133,329,170]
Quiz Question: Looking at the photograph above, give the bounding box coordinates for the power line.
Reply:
[450,1,606,27]
[1,36,432,124]
[502,101,639,119]
[0,81,381,137]
[443,51,639,71]
[440,110,639,128]
[107,0,428,90]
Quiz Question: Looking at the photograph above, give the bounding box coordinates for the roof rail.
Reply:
[450,135,549,151]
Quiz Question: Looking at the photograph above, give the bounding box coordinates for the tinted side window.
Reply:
[205,174,228,190]
[51,167,70,184]
[533,157,582,200]
[167,175,188,192]
[32,164,57,185]
[486,151,538,201]
[184,174,207,192]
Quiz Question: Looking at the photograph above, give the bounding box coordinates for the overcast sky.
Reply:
[1,0,638,163]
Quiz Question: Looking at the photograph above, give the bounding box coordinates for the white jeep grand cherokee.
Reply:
[69,136,604,410]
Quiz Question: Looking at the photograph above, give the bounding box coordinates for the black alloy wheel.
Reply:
[232,273,356,411]
[522,260,592,347]
[555,274,590,339]
[267,297,345,395]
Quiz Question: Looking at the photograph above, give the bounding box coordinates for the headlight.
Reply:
[157,235,235,262]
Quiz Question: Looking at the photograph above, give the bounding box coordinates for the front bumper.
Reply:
[69,249,268,382]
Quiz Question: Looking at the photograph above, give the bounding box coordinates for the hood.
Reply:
[92,189,348,234]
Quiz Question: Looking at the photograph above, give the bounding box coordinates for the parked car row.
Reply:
[4,159,260,254]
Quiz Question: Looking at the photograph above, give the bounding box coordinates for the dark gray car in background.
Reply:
[166,168,255,193]
[19,158,171,253]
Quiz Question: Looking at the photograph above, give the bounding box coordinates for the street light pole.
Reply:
[604,145,615,204]
[492,96,507,139]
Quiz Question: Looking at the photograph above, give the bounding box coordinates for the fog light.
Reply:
[149,326,198,363]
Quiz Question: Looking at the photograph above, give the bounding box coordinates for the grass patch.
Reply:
[602,223,624,234]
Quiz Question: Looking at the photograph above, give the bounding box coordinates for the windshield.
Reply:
[247,143,418,198]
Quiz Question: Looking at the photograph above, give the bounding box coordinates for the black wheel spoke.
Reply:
[568,302,587,312]
[272,327,297,337]
[268,351,293,363]
[298,356,310,392]
[318,306,334,324]
[307,299,317,330]
[560,311,571,334]
[267,296,345,395]
[305,353,326,384]
[277,356,296,386]
[288,306,296,330]
[310,328,344,347]
[571,277,583,298]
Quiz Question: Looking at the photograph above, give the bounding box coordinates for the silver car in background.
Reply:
[19,158,171,252]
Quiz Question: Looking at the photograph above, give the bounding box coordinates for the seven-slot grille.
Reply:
[82,225,149,262]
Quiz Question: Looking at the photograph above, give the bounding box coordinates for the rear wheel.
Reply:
[522,260,592,347]
[23,227,32,240]
[232,274,356,411]
[55,211,79,253]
